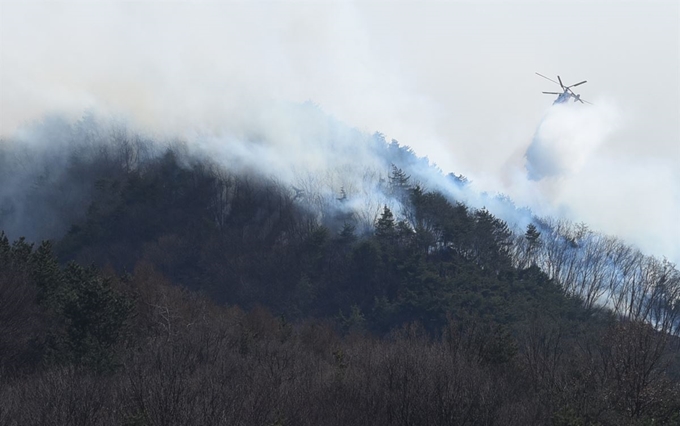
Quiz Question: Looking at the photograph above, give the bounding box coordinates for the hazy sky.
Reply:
[1,1,678,260]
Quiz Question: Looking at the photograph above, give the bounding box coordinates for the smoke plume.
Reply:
[525,101,620,181]
[1,2,678,264]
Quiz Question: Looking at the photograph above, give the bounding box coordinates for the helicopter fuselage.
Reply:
[553,91,572,104]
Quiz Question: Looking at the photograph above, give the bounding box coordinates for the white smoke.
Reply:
[508,99,679,264]
[525,101,620,180]
[1,2,678,264]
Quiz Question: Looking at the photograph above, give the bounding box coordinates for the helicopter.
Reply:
[536,72,592,105]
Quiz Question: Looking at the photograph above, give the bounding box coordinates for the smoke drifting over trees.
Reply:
[1,2,679,424]
[1,112,678,329]
[1,2,677,262]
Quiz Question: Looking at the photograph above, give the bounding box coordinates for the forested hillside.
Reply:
[1,116,679,425]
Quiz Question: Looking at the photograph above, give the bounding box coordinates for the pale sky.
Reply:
[1,1,678,261]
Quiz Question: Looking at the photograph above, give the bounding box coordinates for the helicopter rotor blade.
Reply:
[557,75,564,89]
[535,72,560,85]
[542,92,562,95]
[569,80,587,88]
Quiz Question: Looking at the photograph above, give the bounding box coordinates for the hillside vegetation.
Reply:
[1,116,679,425]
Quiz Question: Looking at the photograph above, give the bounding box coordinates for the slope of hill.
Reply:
[1,113,679,425]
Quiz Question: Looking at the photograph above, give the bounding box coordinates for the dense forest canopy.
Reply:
[1,114,679,425]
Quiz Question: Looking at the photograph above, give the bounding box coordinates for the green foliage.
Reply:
[471,207,513,273]
[0,236,132,371]
[0,234,132,371]
[388,164,411,205]
[375,205,396,240]
[525,223,541,245]
[55,263,132,369]
[31,240,63,306]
